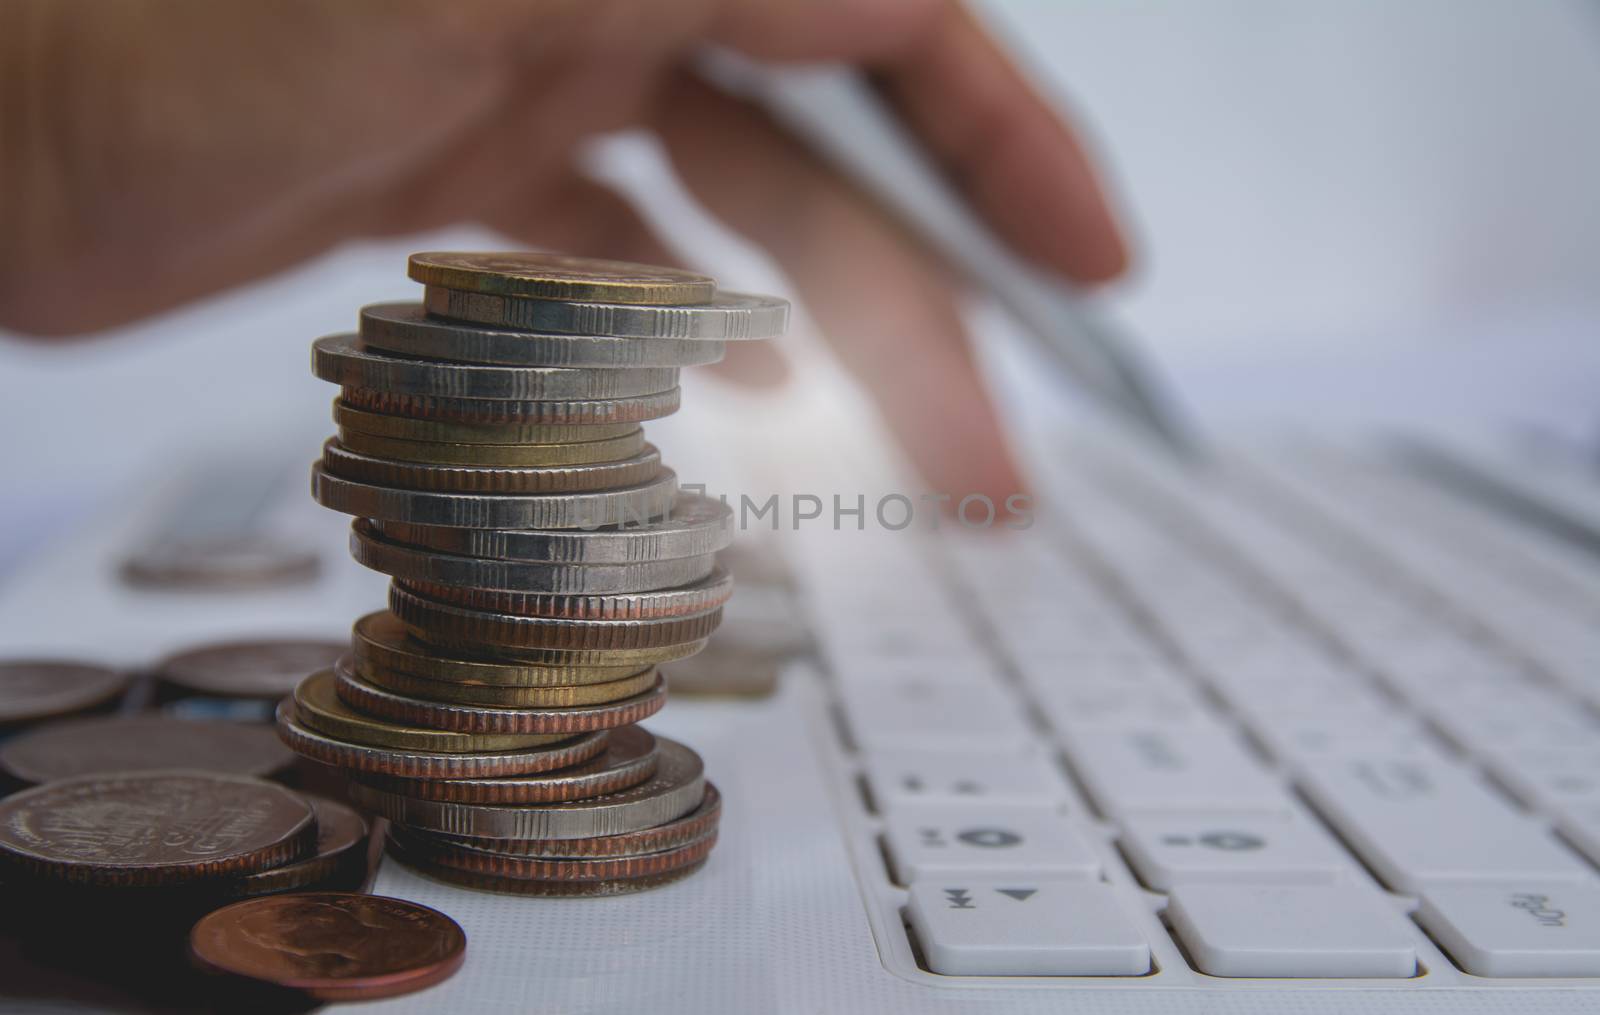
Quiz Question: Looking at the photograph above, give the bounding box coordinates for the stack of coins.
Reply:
[281,251,785,894]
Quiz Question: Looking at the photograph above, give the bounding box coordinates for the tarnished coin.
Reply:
[312,334,678,401]
[398,569,733,621]
[347,736,704,839]
[0,771,315,887]
[352,521,717,594]
[335,667,666,735]
[322,439,662,495]
[359,664,659,708]
[335,427,646,467]
[121,535,320,591]
[351,612,646,686]
[293,668,575,753]
[225,797,369,899]
[374,493,734,564]
[0,660,126,725]
[390,583,723,651]
[408,251,715,305]
[155,638,344,699]
[190,892,466,1002]
[359,303,726,368]
[312,464,678,530]
[335,399,640,445]
[341,385,681,425]
[426,285,789,340]
[275,700,608,779]
[0,715,295,785]
[435,782,721,858]
[392,848,707,896]
[352,725,659,804]
[391,826,716,882]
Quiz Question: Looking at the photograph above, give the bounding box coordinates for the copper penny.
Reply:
[156,638,345,699]
[390,825,717,881]
[396,567,733,620]
[225,797,370,899]
[190,892,466,1001]
[0,660,126,725]
[0,715,295,786]
[351,725,659,805]
[406,250,715,305]
[356,664,659,709]
[274,699,609,779]
[0,771,315,887]
[426,782,721,858]
[335,666,666,735]
[393,844,708,897]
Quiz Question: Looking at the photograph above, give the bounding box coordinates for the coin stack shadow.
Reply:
[277,251,786,894]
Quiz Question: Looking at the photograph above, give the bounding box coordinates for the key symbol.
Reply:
[1198,830,1264,852]
[995,888,1037,902]
[944,888,975,909]
[956,827,1022,848]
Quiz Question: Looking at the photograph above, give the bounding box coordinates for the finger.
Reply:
[652,74,1025,501]
[711,0,1128,284]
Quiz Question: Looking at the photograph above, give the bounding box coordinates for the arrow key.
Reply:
[906,880,1150,976]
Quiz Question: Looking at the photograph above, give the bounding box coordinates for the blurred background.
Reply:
[2,0,1598,576]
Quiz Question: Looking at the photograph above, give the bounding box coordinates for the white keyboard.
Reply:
[793,440,1600,988]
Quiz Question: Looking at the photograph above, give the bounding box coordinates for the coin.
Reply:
[293,667,577,752]
[398,569,733,621]
[0,715,295,785]
[322,439,662,494]
[393,826,716,881]
[189,892,466,1002]
[0,771,315,887]
[392,848,708,896]
[348,736,704,839]
[274,700,608,779]
[353,725,659,804]
[359,302,727,367]
[335,426,646,468]
[335,399,640,445]
[351,611,646,686]
[120,535,320,590]
[225,796,369,898]
[341,385,681,425]
[0,660,126,725]
[359,664,659,708]
[335,667,667,735]
[435,782,721,857]
[425,285,789,340]
[408,251,715,305]
[390,583,723,651]
[312,334,679,400]
[352,521,717,594]
[312,464,678,530]
[374,493,734,564]
[155,638,345,699]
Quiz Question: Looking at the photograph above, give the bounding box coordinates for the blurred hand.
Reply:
[0,0,1127,498]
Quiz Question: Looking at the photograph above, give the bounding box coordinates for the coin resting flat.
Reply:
[424,285,789,340]
[0,714,294,785]
[0,660,127,724]
[154,638,345,698]
[408,250,715,304]
[341,384,682,425]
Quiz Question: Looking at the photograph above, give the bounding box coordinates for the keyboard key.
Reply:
[840,680,1033,753]
[1557,802,1600,868]
[1296,756,1591,892]
[883,806,1100,883]
[1060,726,1288,815]
[906,879,1150,976]
[1416,881,1600,977]
[1166,883,1417,977]
[863,751,1067,811]
[1246,714,1430,766]
[1484,748,1600,814]
[1119,812,1351,890]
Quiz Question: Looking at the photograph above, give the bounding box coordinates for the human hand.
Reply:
[0,0,1127,499]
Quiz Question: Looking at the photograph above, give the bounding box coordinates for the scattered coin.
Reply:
[190,892,466,1002]
[120,535,320,590]
[155,638,345,699]
[424,285,788,340]
[0,660,127,726]
[224,796,369,898]
[408,251,715,305]
[0,714,295,785]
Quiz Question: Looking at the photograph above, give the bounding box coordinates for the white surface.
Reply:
[1417,881,1600,977]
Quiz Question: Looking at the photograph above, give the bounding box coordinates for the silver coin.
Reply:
[394,569,733,622]
[373,494,734,564]
[359,303,727,368]
[312,334,679,401]
[341,385,681,425]
[321,439,662,495]
[120,536,320,591]
[351,522,717,594]
[425,286,789,341]
[345,737,706,839]
[311,464,678,530]
[389,584,724,651]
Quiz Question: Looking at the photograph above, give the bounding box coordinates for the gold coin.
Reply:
[292,669,567,753]
[321,439,662,495]
[357,665,659,708]
[334,400,639,446]
[407,252,715,306]
[334,428,646,468]
[352,612,651,686]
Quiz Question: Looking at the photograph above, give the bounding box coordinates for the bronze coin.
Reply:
[225,796,370,898]
[356,664,659,709]
[395,568,734,621]
[335,667,666,735]
[0,714,296,786]
[428,782,721,858]
[274,699,610,779]
[0,660,126,725]
[391,842,708,897]
[0,771,315,888]
[407,250,715,305]
[351,725,659,805]
[189,892,466,1002]
[391,583,724,652]
[156,638,345,699]
[340,385,682,426]
[390,825,717,881]
[321,438,665,496]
